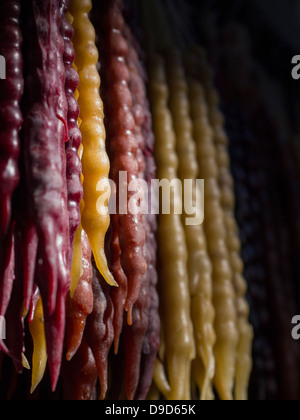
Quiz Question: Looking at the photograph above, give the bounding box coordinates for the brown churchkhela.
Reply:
[98,0,147,325]
[122,23,153,401]
[85,268,114,400]
[123,25,160,402]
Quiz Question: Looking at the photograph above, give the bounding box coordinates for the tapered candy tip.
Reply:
[49,359,62,392]
[93,253,119,288]
[22,353,30,370]
[96,367,108,401]
[103,271,119,288]
[0,339,8,354]
[99,385,107,401]
[114,337,120,355]
[126,386,136,401]
[125,305,133,326]
[66,345,78,362]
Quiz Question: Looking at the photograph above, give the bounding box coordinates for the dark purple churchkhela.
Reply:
[22,0,70,391]
[0,0,23,350]
[60,0,83,263]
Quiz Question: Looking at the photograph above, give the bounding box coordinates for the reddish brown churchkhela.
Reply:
[85,268,114,400]
[122,23,151,400]
[22,0,70,390]
[98,0,147,324]
[123,22,160,400]
[59,0,83,263]
[0,0,23,354]
[108,217,128,354]
[137,68,160,400]
[64,339,98,400]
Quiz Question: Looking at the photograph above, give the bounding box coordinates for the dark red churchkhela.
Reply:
[22,0,70,390]
[85,267,114,400]
[0,0,22,239]
[0,0,23,354]
[60,0,83,262]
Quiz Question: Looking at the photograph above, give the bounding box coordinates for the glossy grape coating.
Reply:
[0,0,23,334]
[64,340,98,400]
[85,268,114,400]
[60,0,83,261]
[66,230,93,361]
[98,0,147,320]
[69,0,117,288]
[123,25,160,401]
[122,23,151,400]
[108,216,127,354]
[0,0,23,238]
[22,0,70,390]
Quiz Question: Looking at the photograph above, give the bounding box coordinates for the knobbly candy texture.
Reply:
[218,28,296,399]
[123,269,149,400]
[186,73,238,401]
[0,0,23,332]
[188,46,253,401]
[69,0,117,288]
[227,107,279,400]
[60,0,83,263]
[22,0,70,391]
[64,340,98,400]
[123,23,160,401]
[122,23,151,400]
[108,217,127,354]
[0,0,23,238]
[136,187,160,399]
[66,230,93,361]
[135,265,159,400]
[85,267,114,400]
[166,49,216,401]
[98,0,147,321]
[148,54,195,401]
[208,93,252,401]
[137,38,160,402]
[135,155,159,400]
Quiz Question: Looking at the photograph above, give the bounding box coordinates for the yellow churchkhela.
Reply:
[69,0,117,287]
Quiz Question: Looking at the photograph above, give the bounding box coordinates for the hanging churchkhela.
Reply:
[1,0,299,402]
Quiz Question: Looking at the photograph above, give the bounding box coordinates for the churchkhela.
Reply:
[2,0,298,402]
